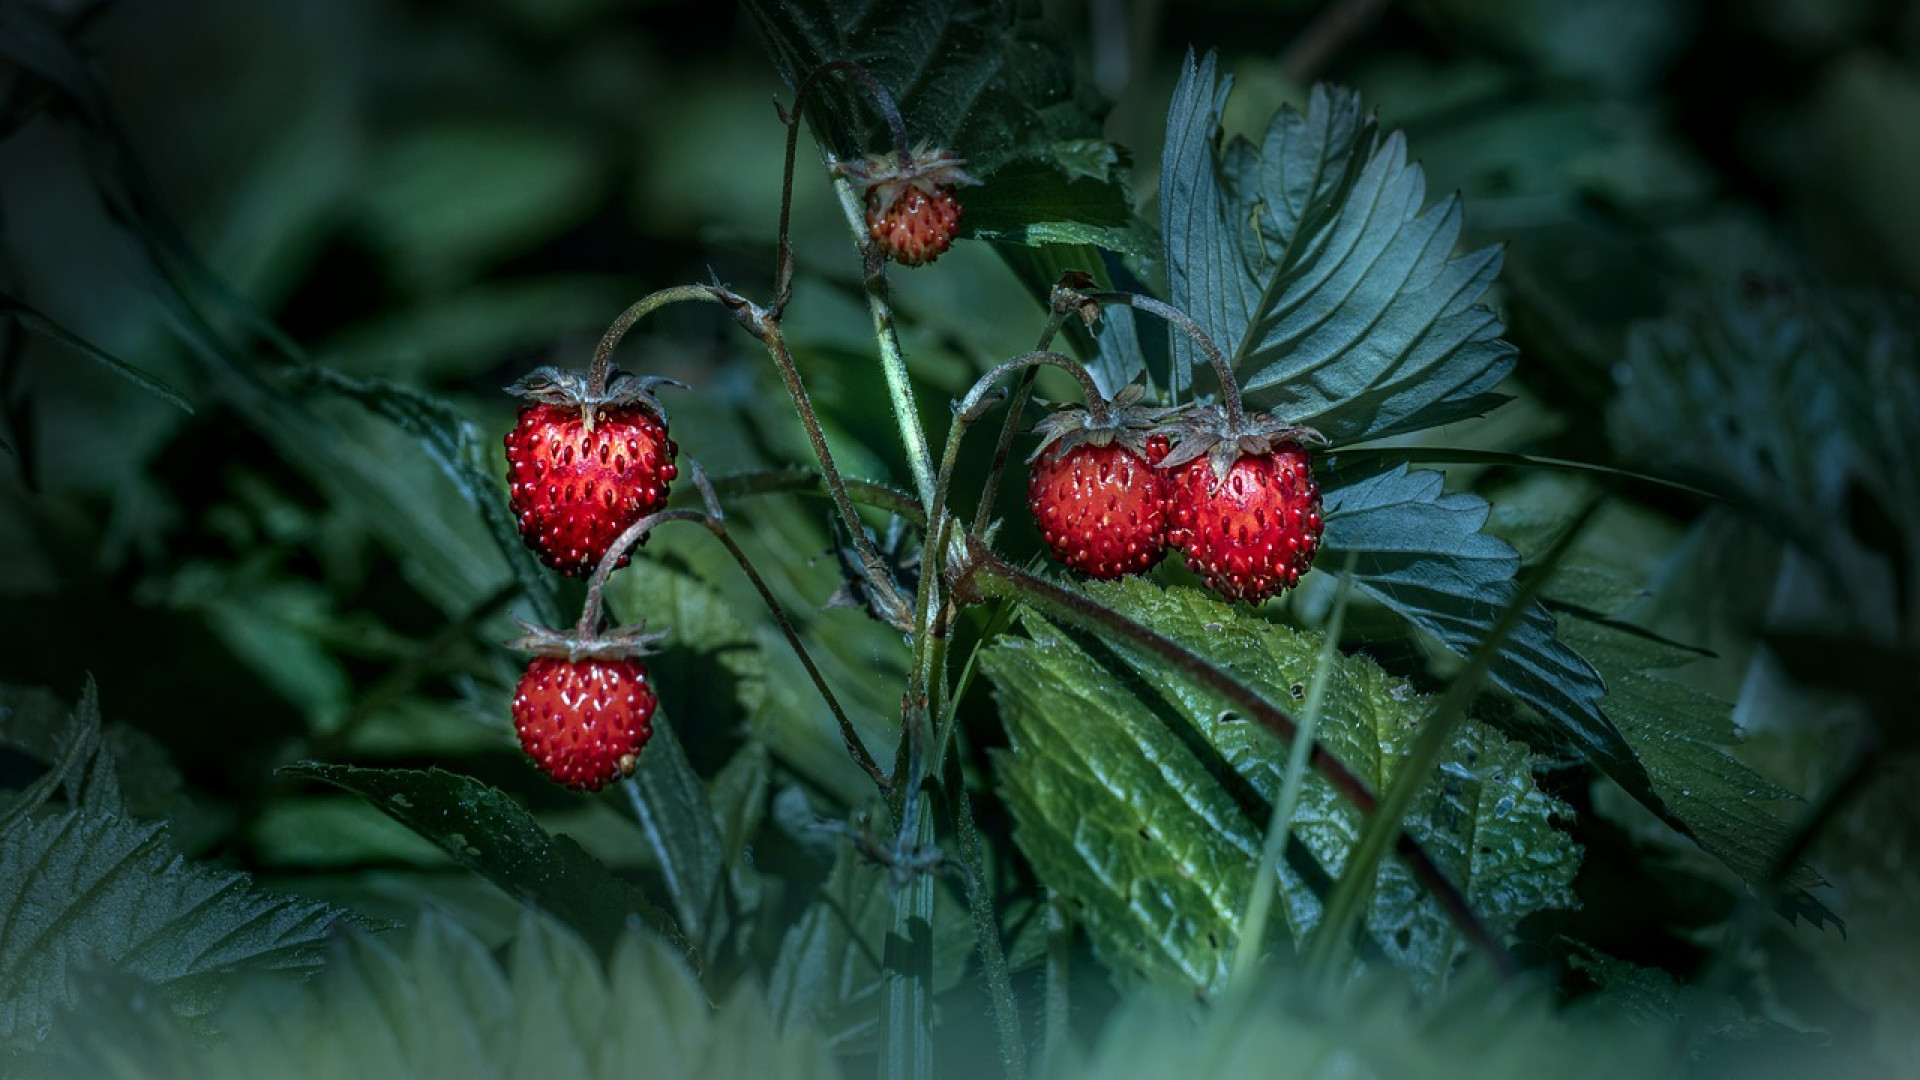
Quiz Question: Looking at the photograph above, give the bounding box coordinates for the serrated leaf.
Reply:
[1160,54,1516,442]
[984,582,1577,994]
[985,626,1257,993]
[283,763,678,957]
[1319,465,1661,799]
[1560,616,1829,920]
[741,0,1102,176]
[0,682,350,1055]
[301,366,561,628]
[1058,578,1578,987]
[54,910,843,1080]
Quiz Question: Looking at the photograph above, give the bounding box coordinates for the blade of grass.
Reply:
[1303,498,1602,985]
[1229,550,1358,989]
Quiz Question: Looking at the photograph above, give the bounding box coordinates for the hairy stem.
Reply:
[725,292,914,630]
[586,285,720,399]
[1085,289,1244,428]
[563,466,887,791]
[771,61,912,315]
[826,170,939,511]
[969,299,1074,537]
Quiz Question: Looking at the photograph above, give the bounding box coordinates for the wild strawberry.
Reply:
[1163,409,1326,603]
[508,621,665,791]
[839,144,979,267]
[1026,386,1178,579]
[504,367,679,577]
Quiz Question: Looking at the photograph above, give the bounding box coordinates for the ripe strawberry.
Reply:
[839,144,979,267]
[1026,385,1179,579]
[504,368,678,577]
[1029,435,1172,579]
[512,656,657,791]
[1162,410,1326,603]
[507,619,666,791]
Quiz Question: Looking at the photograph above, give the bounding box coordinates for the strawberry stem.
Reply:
[723,290,916,632]
[956,350,1113,428]
[1083,289,1246,429]
[772,60,914,316]
[570,457,890,792]
[587,284,722,403]
[968,294,1073,539]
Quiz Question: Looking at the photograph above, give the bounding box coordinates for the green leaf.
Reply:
[283,763,680,957]
[1560,616,1830,922]
[740,0,1103,175]
[1609,289,1920,614]
[1320,467,1608,726]
[965,151,1150,257]
[301,367,562,629]
[622,715,729,959]
[0,682,351,1055]
[0,290,194,414]
[983,578,1580,993]
[1320,466,1662,817]
[1159,54,1516,442]
[53,910,845,1080]
[984,623,1260,993]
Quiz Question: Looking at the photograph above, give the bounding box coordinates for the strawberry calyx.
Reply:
[1156,405,1327,491]
[506,365,684,432]
[1028,382,1177,464]
[506,617,667,664]
[836,141,980,211]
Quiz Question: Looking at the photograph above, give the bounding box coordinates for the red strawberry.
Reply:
[1026,385,1180,579]
[512,655,657,791]
[504,368,678,577]
[1029,435,1172,579]
[1160,407,1326,604]
[840,144,979,267]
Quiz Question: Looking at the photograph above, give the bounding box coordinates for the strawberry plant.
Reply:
[3,2,1917,1079]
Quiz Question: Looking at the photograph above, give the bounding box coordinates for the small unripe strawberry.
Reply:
[840,144,979,267]
[503,368,678,577]
[1029,435,1172,579]
[513,656,656,791]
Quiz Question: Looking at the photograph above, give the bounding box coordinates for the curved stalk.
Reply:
[723,291,914,630]
[772,60,912,314]
[566,464,888,792]
[1083,289,1245,428]
[969,302,1074,537]
[586,285,722,398]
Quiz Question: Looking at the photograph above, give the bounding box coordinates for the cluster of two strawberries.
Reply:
[1027,392,1326,603]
